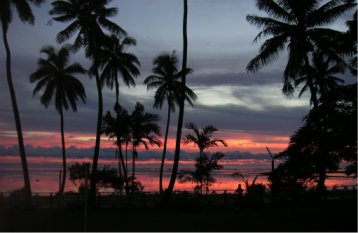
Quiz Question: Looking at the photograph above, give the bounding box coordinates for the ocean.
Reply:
[0,155,356,193]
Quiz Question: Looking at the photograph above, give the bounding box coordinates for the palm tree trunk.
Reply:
[58,106,66,195]
[90,68,103,202]
[116,147,123,181]
[117,144,129,194]
[2,22,32,207]
[115,78,120,106]
[166,0,188,198]
[317,163,327,192]
[125,141,128,173]
[199,149,203,194]
[132,145,136,179]
[159,105,171,193]
[304,56,319,108]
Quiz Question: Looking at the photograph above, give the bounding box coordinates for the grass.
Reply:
[0,199,356,232]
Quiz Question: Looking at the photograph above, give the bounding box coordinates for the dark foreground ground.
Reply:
[0,198,356,232]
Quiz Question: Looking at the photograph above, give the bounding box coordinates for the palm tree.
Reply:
[179,152,224,195]
[183,122,227,194]
[102,103,131,193]
[184,122,228,161]
[30,45,86,195]
[99,34,140,105]
[144,50,197,193]
[130,102,162,182]
[246,0,355,108]
[166,0,189,199]
[295,51,344,103]
[0,0,45,207]
[50,0,125,198]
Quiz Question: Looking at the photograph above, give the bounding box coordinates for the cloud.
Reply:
[0,144,273,161]
[1,0,351,156]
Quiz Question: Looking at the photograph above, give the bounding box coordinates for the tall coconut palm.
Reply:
[295,51,344,103]
[184,122,228,161]
[50,0,125,198]
[30,45,86,195]
[99,34,140,105]
[130,102,162,181]
[99,34,140,192]
[246,0,355,108]
[0,0,45,207]
[166,0,189,199]
[144,50,197,193]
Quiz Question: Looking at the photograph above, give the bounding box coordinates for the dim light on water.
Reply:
[0,155,356,193]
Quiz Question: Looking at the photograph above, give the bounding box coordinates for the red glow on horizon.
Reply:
[0,129,289,154]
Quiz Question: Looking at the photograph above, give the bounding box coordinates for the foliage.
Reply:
[30,45,87,113]
[184,123,227,153]
[102,102,161,192]
[68,162,90,191]
[144,51,197,193]
[276,84,357,187]
[246,0,355,96]
[102,103,131,146]
[130,102,162,150]
[68,163,123,192]
[341,10,357,75]
[127,176,144,193]
[232,172,266,200]
[144,50,197,111]
[97,165,123,190]
[99,34,140,104]
[0,0,45,28]
[50,0,125,198]
[49,0,125,57]
[30,45,86,194]
[295,51,345,104]
[178,152,225,194]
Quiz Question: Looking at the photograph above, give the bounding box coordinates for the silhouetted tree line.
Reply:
[247,0,357,194]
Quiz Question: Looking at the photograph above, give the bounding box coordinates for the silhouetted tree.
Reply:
[30,45,86,194]
[50,0,125,200]
[144,50,197,193]
[68,162,90,192]
[99,34,140,105]
[295,51,344,105]
[232,172,266,200]
[69,163,122,192]
[276,84,357,190]
[343,10,357,75]
[184,122,228,161]
[179,152,224,194]
[130,102,162,190]
[0,0,45,207]
[166,0,190,199]
[246,0,355,108]
[102,103,131,193]
[182,123,227,193]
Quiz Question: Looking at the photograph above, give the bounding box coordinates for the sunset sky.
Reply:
[0,0,355,156]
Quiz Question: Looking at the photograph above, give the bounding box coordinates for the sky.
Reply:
[0,0,355,157]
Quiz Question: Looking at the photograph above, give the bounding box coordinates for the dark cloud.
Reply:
[0,0,350,152]
[188,71,283,87]
[0,144,271,160]
[182,103,308,137]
